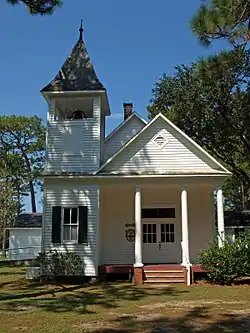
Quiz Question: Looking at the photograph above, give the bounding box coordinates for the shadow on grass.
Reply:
[0,282,186,314]
[0,271,26,276]
[91,306,250,333]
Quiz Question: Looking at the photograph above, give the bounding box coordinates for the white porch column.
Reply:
[181,187,190,266]
[217,187,225,247]
[134,186,143,267]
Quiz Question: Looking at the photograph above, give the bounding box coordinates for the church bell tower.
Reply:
[41,21,110,174]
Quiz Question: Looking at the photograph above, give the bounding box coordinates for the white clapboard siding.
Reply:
[9,229,42,260]
[43,182,99,276]
[99,186,135,265]
[104,115,146,161]
[46,119,100,173]
[103,116,221,174]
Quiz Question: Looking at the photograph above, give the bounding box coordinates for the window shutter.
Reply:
[78,206,88,244]
[52,206,62,244]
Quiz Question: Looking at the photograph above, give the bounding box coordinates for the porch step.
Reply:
[144,270,183,274]
[144,278,185,283]
[144,268,185,284]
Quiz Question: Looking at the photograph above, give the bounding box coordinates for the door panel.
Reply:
[158,222,177,263]
[142,223,157,263]
[142,221,180,264]
[143,223,157,244]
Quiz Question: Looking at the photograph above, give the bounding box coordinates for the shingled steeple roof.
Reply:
[41,21,105,93]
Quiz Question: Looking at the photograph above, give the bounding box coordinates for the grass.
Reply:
[0,266,250,332]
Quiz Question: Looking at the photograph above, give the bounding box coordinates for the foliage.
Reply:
[0,166,19,255]
[223,174,245,211]
[36,250,85,279]
[199,232,250,285]
[148,50,250,209]
[0,115,46,212]
[191,0,250,49]
[6,0,62,15]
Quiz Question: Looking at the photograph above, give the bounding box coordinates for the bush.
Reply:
[199,232,250,285]
[35,250,84,280]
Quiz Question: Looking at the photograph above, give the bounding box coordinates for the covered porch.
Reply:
[99,177,225,285]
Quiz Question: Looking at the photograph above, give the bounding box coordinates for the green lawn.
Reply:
[0,266,250,332]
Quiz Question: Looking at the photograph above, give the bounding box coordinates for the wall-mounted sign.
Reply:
[125,229,135,242]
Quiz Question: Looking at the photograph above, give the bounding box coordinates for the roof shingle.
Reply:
[41,31,105,93]
[13,213,43,228]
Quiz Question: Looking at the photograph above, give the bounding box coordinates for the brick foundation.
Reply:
[134,266,144,285]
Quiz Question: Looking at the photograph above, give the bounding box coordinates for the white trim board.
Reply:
[43,173,230,179]
[8,228,42,230]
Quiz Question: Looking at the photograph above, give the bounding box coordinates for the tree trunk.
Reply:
[16,184,22,215]
[29,180,36,213]
[21,149,36,213]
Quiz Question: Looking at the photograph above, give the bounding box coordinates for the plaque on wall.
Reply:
[125,229,135,242]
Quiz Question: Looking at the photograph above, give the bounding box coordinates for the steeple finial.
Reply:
[79,19,83,41]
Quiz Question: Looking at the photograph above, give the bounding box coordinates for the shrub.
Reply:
[199,232,250,285]
[35,250,84,280]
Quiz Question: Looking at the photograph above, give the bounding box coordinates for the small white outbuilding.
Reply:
[8,213,42,261]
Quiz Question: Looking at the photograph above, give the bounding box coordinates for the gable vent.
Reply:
[152,132,169,149]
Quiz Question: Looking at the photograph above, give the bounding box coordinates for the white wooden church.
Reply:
[41,22,231,285]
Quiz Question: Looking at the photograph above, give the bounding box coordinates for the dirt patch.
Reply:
[140,299,245,310]
[73,321,108,331]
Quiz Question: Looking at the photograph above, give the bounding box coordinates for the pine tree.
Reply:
[191,0,250,49]
[6,0,62,15]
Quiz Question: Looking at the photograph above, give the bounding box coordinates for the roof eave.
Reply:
[42,172,231,179]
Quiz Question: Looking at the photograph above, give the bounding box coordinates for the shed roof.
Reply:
[224,211,250,227]
[13,213,43,228]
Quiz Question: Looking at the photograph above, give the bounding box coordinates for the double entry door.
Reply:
[142,220,178,264]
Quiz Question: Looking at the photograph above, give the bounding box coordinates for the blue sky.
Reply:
[0,0,225,212]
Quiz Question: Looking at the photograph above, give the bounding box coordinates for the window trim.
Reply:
[61,206,79,244]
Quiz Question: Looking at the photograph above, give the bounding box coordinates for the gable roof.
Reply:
[96,113,231,175]
[41,24,105,93]
[105,112,147,142]
[12,213,43,228]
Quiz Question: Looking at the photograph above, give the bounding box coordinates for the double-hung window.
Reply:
[62,207,79,242]
[51,205,88,244]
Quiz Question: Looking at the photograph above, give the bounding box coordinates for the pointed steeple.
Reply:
[79,19,83,41]
[41,21,105,92]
